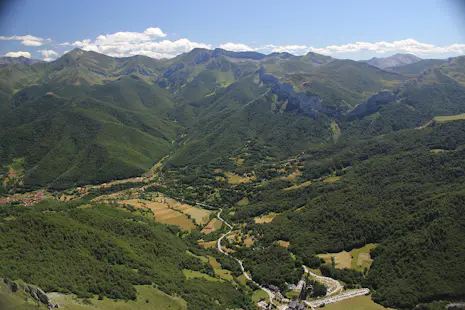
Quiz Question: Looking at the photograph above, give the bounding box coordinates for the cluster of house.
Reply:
[0,191,45,207]
[256,284,306,310]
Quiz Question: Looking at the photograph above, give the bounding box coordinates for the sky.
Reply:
[1,0,465,61]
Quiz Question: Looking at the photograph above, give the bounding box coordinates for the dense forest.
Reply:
[228,120,465,308]
[2,48,465,310]
[0,200,254,310]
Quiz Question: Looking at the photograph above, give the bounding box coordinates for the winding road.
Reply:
[196,203,276,309]
[195,202,370,310]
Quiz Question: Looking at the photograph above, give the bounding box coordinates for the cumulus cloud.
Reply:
[53,29,465,60]
[63,27,210,59]
[307,38,465,56]
[38,49,58,60]
[4,51,31,58]
[0,34,44,46]
[258,44,309,55]
[219,43,254,52]
[221,39,465,58]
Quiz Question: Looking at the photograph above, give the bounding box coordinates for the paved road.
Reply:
[195,201,370,310]
[196,203,276,309]
[303,266,343,296]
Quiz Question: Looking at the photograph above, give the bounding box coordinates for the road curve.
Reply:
[303,266,343,296]
[196,203,276,309]
[194,201,370,310]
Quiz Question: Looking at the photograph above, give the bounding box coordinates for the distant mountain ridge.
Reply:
[0,56,43,66]
[1,48,465,190]
[362,53,422,69]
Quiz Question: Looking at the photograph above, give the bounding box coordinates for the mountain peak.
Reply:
[363,53,422,69]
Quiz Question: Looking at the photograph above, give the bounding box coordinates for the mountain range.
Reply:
[0,56,44,66]
[1,48,464,190]
[1,47,465,310]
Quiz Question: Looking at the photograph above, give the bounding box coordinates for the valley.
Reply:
[1,48,465,310]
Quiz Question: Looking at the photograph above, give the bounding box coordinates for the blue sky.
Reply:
[1,0,465,60]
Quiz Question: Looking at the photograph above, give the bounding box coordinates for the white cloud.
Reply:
[0,34,44,46]
[220,39,465,58]
[63,27,210,59]
[306,39,465,56]
[38,49,58,60]
[258,44,309,55]
[219,43,254,52]
[52,30,465,60]
[4,51,31,58]
[21,40,43,47]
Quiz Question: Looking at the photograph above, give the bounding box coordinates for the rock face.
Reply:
[348,91,395,118]
[25,284,50,305]
[3,278,59,308]
[258,67,339,118]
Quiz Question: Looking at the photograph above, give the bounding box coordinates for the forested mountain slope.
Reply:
[1,48,465,310]
[1,49,465,192]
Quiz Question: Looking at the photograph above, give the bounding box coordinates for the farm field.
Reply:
[119,199,196,231]
[318,244,377,271]
[224,172,255,184]
[200,218,222,234]
[197,240,217,249]
[254,212,278,224]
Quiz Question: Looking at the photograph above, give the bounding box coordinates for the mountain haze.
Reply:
[362,53,422,69]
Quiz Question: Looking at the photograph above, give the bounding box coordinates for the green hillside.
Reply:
[0,200,253,310]
[2,48,465,310]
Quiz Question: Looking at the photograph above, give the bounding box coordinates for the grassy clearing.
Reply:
[186,250,208,263]
[281,170,302,181]
[318,244,377,271]
[182,269,223,282]
[215,269,234,281]
[251,290,269,302]
[225,172,255,184]
[324,295,392,310]
[208,256,221,269]
[197,240,217,249]
[254,212,278,224]
[180,207,211,225]
[434,113,465,122]
[236,197,250,206]
[318,251,352,269]
[200,218,222,234]
[120,199,195,231]
[277,240,290,248]
[331,120,341,143]
[283,180,312,191]
[350,244,377,271]
[323,176,341,183]
[243,236,254,247]
[236,274,248,286]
